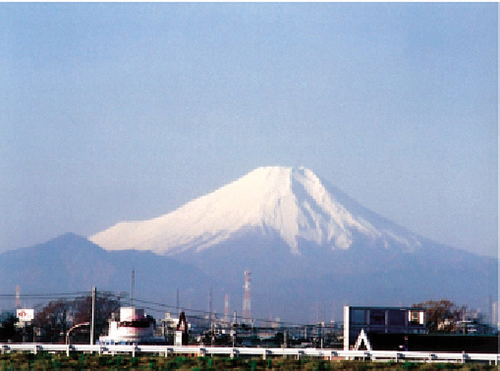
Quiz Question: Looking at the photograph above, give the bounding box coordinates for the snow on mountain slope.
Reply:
[90,166,421,255]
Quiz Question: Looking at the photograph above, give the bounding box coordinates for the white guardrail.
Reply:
[0,343,498,365]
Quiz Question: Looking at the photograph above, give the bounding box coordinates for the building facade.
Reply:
[343,305,426,350]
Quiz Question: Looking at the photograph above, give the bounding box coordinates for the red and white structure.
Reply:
[15,285,21,309]
[242,270,251,323]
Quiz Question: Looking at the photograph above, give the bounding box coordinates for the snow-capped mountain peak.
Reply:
[90,166,420,255]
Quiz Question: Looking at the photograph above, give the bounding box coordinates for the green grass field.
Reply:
[0,353,497,371]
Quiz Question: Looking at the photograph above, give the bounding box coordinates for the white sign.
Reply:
[16,308,34,322]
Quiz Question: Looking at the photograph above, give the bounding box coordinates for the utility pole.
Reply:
[232,310,238,347]
[90,287,96,345]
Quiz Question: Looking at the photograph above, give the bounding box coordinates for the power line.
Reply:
[129,296,319,328]
[1,290,324,328]
[0,291,90,299]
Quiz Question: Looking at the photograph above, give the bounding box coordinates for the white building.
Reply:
[99,307,165,345]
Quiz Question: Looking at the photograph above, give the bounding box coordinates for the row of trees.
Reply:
[0,291,123,343]
[413,299,492,334]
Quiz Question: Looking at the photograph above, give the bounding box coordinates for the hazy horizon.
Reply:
[0,3,497,257]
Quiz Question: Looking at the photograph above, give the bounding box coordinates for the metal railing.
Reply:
[0,343,498,365]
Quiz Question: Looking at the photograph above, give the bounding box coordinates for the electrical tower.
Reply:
[242,270,251,323]
[224,294,230,323]
[131,269,135,306]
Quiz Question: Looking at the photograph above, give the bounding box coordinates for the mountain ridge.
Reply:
[0,233,218,315]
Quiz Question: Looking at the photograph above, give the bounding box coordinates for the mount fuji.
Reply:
[87,166,496,321]
[91,166,422,256]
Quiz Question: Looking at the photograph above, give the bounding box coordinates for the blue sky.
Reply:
[0,3,497,257]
